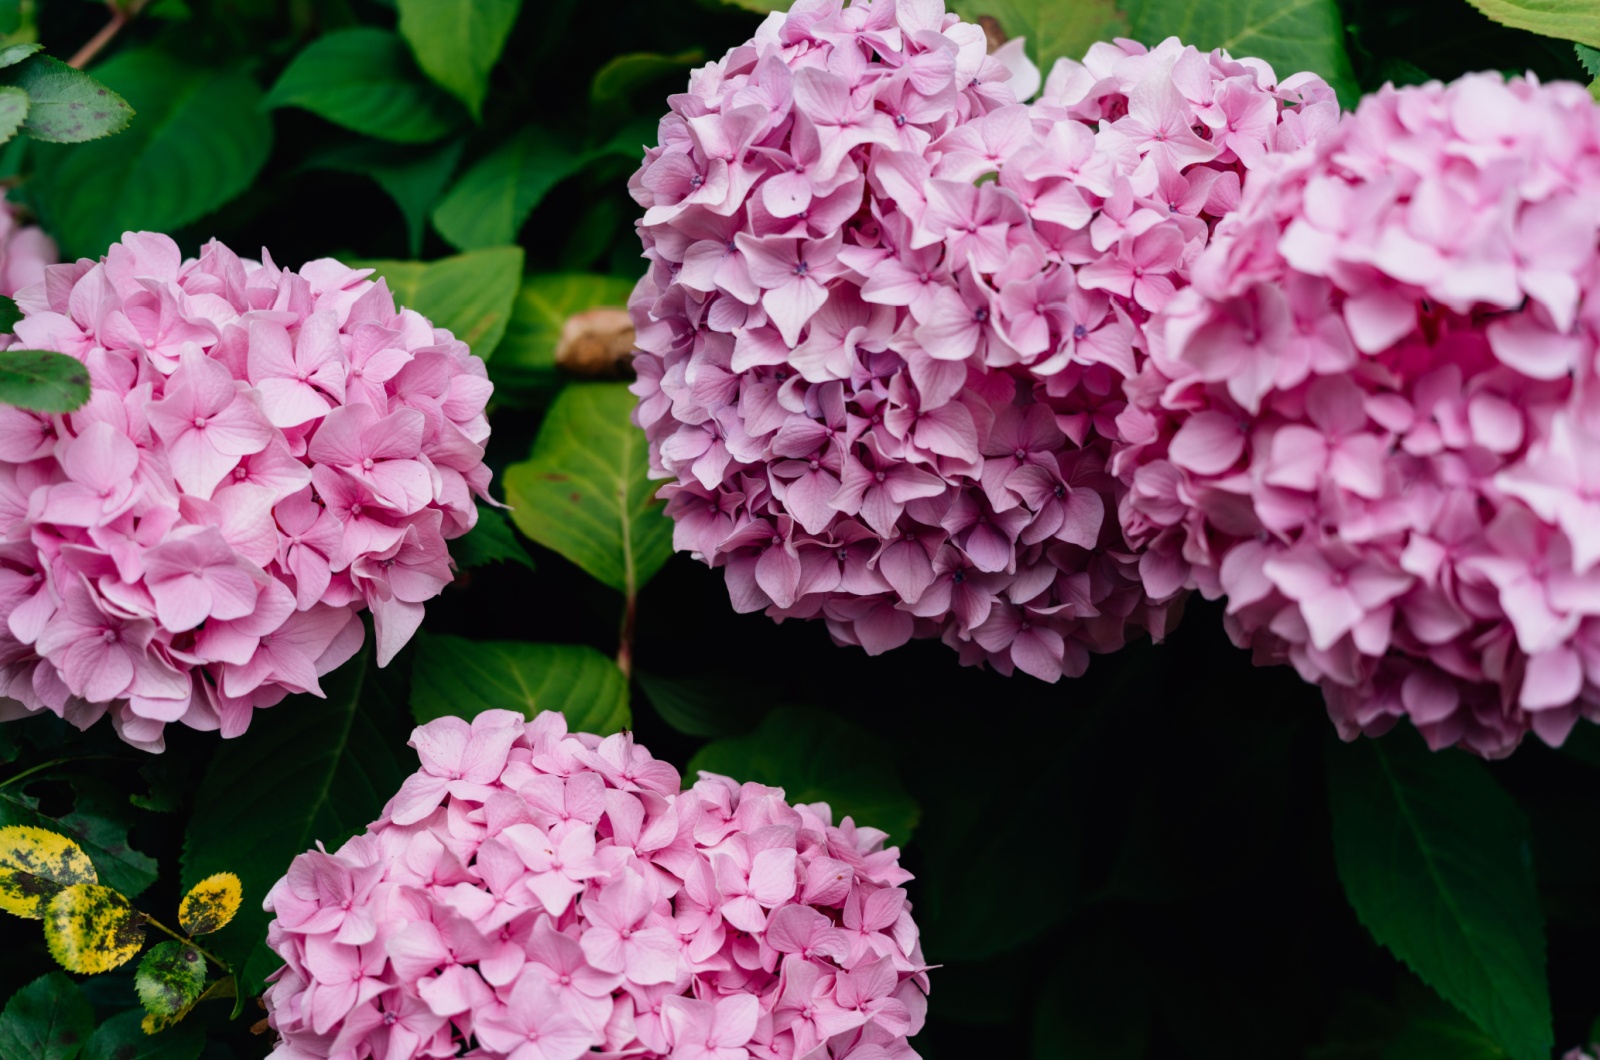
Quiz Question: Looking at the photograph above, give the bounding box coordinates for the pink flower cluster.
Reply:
[0,200,55,299]
[628,0,1336,680]
[0,232,493,751]
[1115,74,1600,757]
[263,709,928,1060]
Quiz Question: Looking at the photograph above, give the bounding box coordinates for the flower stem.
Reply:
[0,754,122,791]
[616,590,637,680]
[143,914,232,973]
[67,0,149,70]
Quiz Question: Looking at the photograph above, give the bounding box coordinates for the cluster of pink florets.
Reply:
[629,0,1336,680]
[263,709,928,1060]
[0,232,492,751]
[1113,74,1600,757]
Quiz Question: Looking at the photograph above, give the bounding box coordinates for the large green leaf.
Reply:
[29,49,271,259]
[0,974,92,1060]
[1466,0,1600,46]
[0,55,132,143]
[1326,732,1552,1060]
[263,28,463,143]
[182,646,411,995]
[0,350,88,413]
[306,138,464,258]
[490,273,637,404]
[1032,924,1151,1060]
[396,0,522,119]
[590,49,703,109]
[361,246,524,360]
[948,0,1125,71]
[450,503,535,572]
[410,631,630,733]
[1122,0,1359,104]
[688,706,921,845]
[636,671,765,739]
[80,1011,202,1060]
[502,382,673,595]
[432,126,588,251]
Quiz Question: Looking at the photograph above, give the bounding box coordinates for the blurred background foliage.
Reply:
[0,0,1596,1058]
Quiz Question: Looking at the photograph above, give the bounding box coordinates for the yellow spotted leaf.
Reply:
[44,883,145,973]
[178,872,242,936]
[0,824,97,919]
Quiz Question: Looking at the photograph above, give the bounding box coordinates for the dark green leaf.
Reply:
[80,1010,202,1060]
[28,49,271,260]
[0,43,39,69]
[490,274,637,403]
[432,126,586,251]
[1308,980,1510,1060]
[948,0,1125,71]
[306,138,464,258]
[0,776,159,898]
[396,0,522,119]
[1578,41,1600,75]
[1121,0,1360,105]
[688,706,920,845]
[0,350,88,413]
[0,973,93,1060]
[1464,0,1600,47]
[1032,924,1151,1060]
[134,943,205,1021]
[636,671,764,739]
[590,49,703,108]
[263,28,464,143]
[410,631,630,733]
[182,645,411,995]
[0,85,28,145]
[502,382,673,595]
[360,246,523,359]
[0,293,22,332]
[450,503,534,572]
[0,55,132,143]
[1327,732,1552,1060]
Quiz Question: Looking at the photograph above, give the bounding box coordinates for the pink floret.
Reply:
[261,709,929,1060]
[0,231,495,751]
[1115,74,1600,757]
[628,0,1337,681]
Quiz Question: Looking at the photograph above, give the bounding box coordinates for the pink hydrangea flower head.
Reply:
[0,232,495,750]
[261,709,929,1060]
[1115,74,1600,757]
[0,200,56,300]
[628,2,1337,681]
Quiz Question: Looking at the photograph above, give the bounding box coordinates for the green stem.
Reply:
[143,915,232,973]
[0,754,122,791]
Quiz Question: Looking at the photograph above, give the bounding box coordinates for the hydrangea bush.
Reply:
[262,710,927,1060]
[0,233,493,750]
[628,7,1336,680]
[1115,74,1600,757]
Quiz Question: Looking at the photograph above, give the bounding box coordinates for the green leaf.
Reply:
[948,0,1125,71]
[1121,0,1360,105]
[410,631,630,733]
[1326,732,1552,1060]
[1465,0,1600,47]
[490,274,637,403]
[1578,42,1600,75]
[80,1010,202,1060]
[360,246,524,359]
[396,0,521,119]
[0,293,19,331]
[432,126,587,251]
[28,49,272,260]
[450,503,535,572]
[0,55,132,143]
[0,43,40,70]
[182,645,411,995]
[590,49,703,109]
[688,706,921,845]
[0,350,88,413]
[134,943,205,1021]
[1032,924,1151,1060]
[0,973,93,1060]
[636,671,764,739]
[306,138,463,258]
[502,382,673,595]
[0,778,159,899]
[263,28,464,143]
[0,85,28,145]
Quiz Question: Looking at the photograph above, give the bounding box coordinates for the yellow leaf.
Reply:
[0,824,97,919]
[44,882,144,973]
[178,872,242,936]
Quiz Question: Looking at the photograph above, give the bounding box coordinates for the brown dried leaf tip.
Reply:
[977,15,1008,53]
[555,307,636,379]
